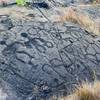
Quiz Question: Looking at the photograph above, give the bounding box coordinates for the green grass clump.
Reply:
[16,0,26,6]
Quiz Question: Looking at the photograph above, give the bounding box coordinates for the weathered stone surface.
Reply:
[0,79,19,100]
[0,15,13,31]
[0,15,100,100]
[0,3,100,100]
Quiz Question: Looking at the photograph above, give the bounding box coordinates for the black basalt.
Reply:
[0,21,100,100]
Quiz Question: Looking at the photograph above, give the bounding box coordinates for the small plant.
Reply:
[16,0,26,6]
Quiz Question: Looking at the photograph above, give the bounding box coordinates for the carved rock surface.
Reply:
[0,14,100,100]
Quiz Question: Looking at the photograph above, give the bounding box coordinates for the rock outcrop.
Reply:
[0,13,100,100]
[0,2,100,100]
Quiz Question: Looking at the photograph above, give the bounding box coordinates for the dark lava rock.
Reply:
[0,20,100,100]
[32,2,50,9]
[0,15,13,31]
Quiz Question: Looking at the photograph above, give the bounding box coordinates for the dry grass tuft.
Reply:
[76,82,100,100]
[48,81,100,100]
[60,81,100,100]
[55,6,100,35]
[93,0,100,4]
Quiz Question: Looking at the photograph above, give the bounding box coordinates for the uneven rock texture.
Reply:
[0,0,99,7]
[0,79,18,100]
[0,13,100,100]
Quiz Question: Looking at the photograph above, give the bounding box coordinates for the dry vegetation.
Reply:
[50,81,100,100]
[93,0,100,4]
[55,6,100,35]
[65,81,100,100]
[0,4,99,35]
